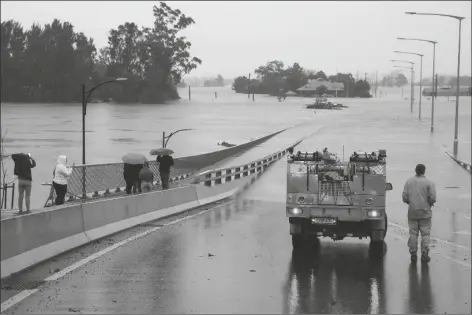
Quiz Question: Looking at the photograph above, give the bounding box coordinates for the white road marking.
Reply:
[0,201,233,313]
[453,230,472,236]
[388,222,471,252]
[0,290,39,313]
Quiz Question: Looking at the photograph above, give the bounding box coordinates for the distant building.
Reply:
[422,86,471,97]
[284,90,298,96]
[297,78,345,97]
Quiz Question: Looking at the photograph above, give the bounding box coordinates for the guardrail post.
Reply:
[11,183,15,209]
[243,166,249,177]
[235,167,241,179]
[68,195,74,201]
[1,184,5,209]
[104,189,110,196]
[225,169,232,182]
[93,191,99,197]
[115,187,121,193]
[215,171,222,185]
[250,163,256,174]
[204,173,212,186]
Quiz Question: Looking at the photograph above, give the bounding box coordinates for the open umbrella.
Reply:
[150,148,174,156]
[122,153,147,165]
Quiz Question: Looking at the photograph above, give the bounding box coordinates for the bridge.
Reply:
[1,111,471,314]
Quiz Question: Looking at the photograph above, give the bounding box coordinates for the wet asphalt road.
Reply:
[2,97,471,314]
[1,160,470,314]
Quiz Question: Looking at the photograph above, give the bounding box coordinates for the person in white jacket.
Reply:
[53,155,75,205]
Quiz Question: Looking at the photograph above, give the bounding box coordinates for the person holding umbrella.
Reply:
[11,152,36,214]
[150,148,174,190]
[122,153,147,194]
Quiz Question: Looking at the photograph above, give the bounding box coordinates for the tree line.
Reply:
[232,60,372,98]
[1,2,202,104]
[380,73,408,87]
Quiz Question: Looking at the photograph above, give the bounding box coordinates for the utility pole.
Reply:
[248,73,251,99]
[375,71,378,97]
[335,67,339,98]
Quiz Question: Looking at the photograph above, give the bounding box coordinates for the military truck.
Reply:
[286,149,393,253]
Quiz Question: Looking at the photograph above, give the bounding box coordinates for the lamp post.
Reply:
[391,60,415,113]
[397,37,437,132]
[405,12,465,156]
[162,129,194,148]
[81,78,127,198]
[394,51,424,119]
[393,66,414,105]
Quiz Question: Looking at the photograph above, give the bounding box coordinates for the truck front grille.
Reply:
[319,181,351,196]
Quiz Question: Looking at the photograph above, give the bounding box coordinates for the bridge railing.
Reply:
[42,162,194,207]
[194,140,302,186]
[443,148,472,174]
[42,129,290,206]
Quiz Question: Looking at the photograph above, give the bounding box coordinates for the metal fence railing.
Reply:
[41,128,289,207]
[194,139,303,186]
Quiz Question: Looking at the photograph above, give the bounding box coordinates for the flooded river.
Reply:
[1,85,471,209]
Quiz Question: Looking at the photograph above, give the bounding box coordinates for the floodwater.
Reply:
[1,86,471,209]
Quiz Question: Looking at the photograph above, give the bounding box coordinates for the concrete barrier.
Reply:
[443,148,472,174]
[82,186,200,242]
[1,204,88,279]
[1,140,302,279]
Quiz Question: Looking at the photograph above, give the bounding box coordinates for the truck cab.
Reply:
[286,149,393,253]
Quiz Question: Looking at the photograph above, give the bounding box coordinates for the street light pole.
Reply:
[162,129,194,148]
[453,18,463,157]
[393,66,414,98]
[391,60,415,112]
[82,84,86,166]
[405,12,465,154]
[419,55,423,119]
[397,37,438,131]
[431,42,436,131]
[81,78,127,198]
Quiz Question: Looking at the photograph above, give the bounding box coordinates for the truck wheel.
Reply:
[292,235,304,251]
[308,235,320,247]
[384,215,388,237]
[369,240,386,260]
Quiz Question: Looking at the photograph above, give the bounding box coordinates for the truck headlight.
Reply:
[365,197,373,205]
[367,210,382,218]
[288,208,303,215]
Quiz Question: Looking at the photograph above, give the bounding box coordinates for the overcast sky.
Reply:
[1,1,471,79]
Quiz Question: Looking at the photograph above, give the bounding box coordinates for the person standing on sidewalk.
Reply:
[157,154,174,190]
[53,155,74,205]
[402,164,437,263]
[139,162,154,192]
[11,153,36,214]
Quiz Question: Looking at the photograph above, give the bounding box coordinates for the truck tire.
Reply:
[384,215,388,237]
[292,235,304,251]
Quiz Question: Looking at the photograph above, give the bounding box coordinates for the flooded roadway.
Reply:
[1,86,470,209]
[1,90,470,314]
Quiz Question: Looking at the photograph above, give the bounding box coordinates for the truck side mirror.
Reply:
[385,182,393,191]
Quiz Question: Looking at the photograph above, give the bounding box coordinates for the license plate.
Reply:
[312,217,336,225]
